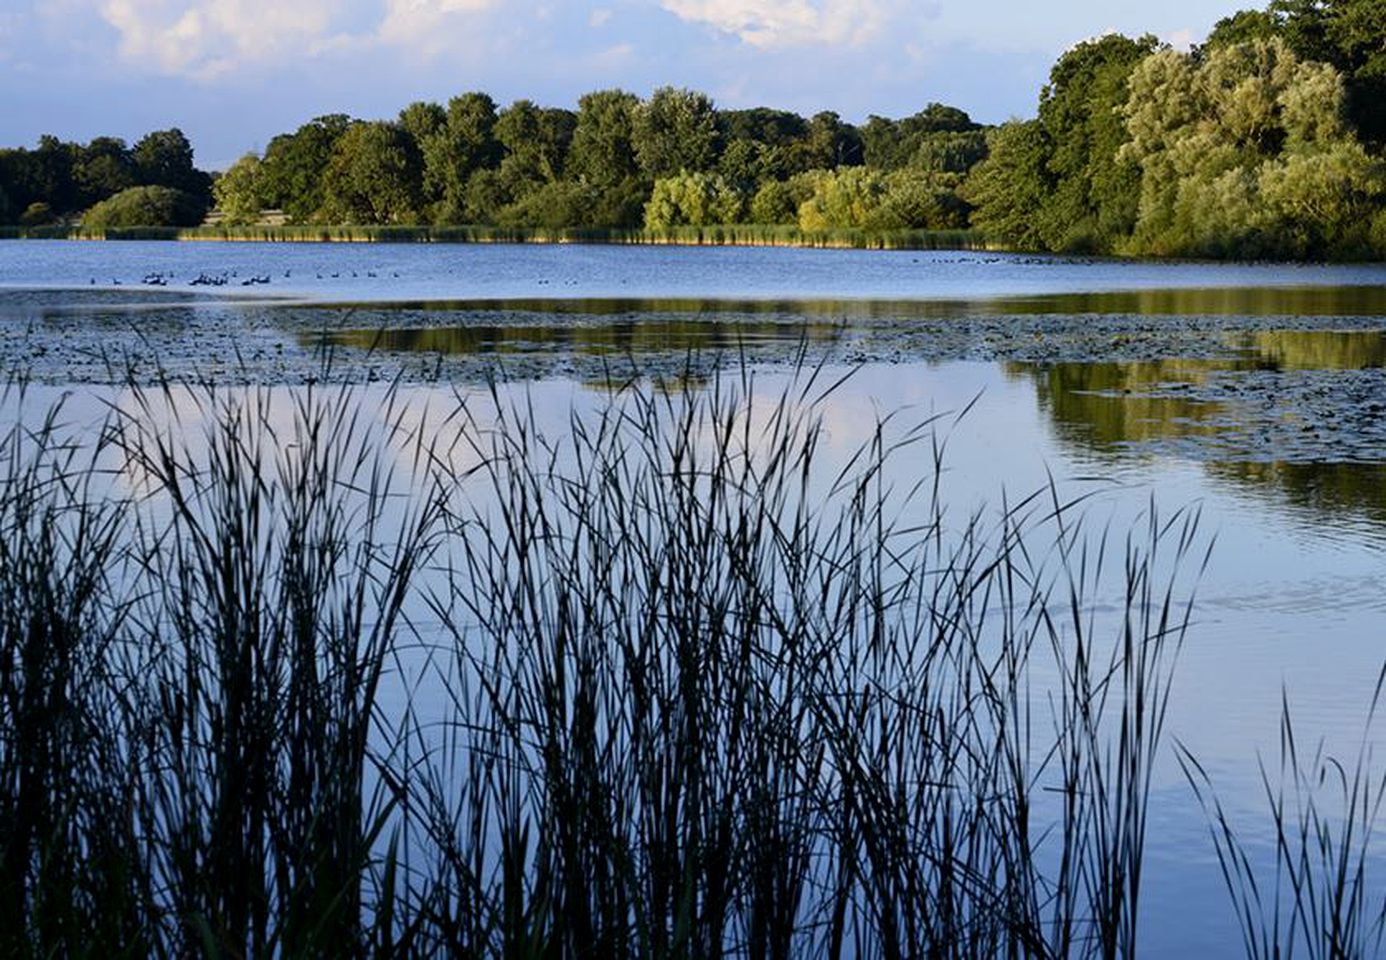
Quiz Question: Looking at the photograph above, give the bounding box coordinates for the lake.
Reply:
[4,239,1386,956]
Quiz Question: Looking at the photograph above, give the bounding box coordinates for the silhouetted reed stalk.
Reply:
[415,365,1208,958]
[1182,668,1386,960]
[0,363,1216,956]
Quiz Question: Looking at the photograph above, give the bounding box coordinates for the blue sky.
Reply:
[0,0,1250,169]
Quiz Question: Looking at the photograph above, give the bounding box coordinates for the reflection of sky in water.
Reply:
[4,357,1386,957]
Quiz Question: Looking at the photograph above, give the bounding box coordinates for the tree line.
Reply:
[3,0,1383,259]
[0,130,212,229]
[0,95,986,235]
[967,0,1386,259]
[211,93,986,233]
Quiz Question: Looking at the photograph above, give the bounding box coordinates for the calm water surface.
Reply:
[5,241,1386,956]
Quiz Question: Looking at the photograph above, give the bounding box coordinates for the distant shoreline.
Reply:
[0,223,990,251]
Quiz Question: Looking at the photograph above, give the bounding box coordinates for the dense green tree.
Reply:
[797,167,888,230]
[1275,0,1386,144]
[786,112,864,174]
[28,136,79,212]
[213,153,267,225]
[644,171,743,227]
[794,166,969,231]
[399,101,447,148]
[963,121,1054,250]
[1122,38,1384,257]
[718,108,808,148]
[748,180,798,224]
[861,104,980,171]
[82,185,206,228]
[497,180,593,229]
[877,171,972,229]
[1205,9,1281,47]
[261,115,352,222]
[75,137,135,209]
[463,168,508,223]
[317,121,422,224]
[1036,33,1159,251]
[133,128,211,203]
[423,93,501,223]
[493,100,577,211]
[912,131,989,175]
[632,86,719,180]
[568,89,644,225]
[1210,1,1386,143]
[717,139,782,192]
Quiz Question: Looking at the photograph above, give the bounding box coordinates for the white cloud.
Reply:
[93,0,502,78]
[659,0,894,49]
[99,0,339,77]
[376,0,497,48]
[589,7,613,28]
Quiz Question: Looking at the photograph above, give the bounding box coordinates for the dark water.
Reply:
[5,241,1386,956]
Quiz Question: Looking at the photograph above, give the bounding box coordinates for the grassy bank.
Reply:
[0,366,1376,957]
[0,222,989,250]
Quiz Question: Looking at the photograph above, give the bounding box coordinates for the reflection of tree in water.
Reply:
[1208,460,1386,529]
[993,287,1386,318]
[321,319,843,357]
[1230,329,1386,371]
[1004,359,1231,451]
[1008,328,1386,530]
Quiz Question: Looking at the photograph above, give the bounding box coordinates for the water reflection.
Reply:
[1008,328,1386,537]
[319,284,1386,320]
[318,317,844,356]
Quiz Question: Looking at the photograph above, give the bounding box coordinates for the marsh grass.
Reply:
[0,361,1219,957]
[0,223,987,249]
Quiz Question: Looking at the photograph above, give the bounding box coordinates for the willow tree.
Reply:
[1121,37,1385,258]
[643,171,742,227]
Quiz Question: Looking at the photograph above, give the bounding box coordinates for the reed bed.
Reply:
[0,223,988,250]
[3,361,1359,958]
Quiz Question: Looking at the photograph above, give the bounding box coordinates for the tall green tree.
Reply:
[787,111,864,174]
[494,99,576,203]
[398,101,447,210]
[213,154,267,225]
[632,86,719,180]
[75,137,134,209]
[1036,33,1159,251]
[963,121,1054,250]
[1122,37,1384,257]
[133,128,212,203]
[718,108,808,148]
[423,93,501,223]
[260,115,352,222]
[317,121,422,224]
[29,136,79,213]
[567,89,644,225]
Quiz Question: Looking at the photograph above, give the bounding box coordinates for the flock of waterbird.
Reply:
[92,267,404,288]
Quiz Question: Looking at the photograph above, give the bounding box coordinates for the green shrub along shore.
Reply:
[3,0,1385,260]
